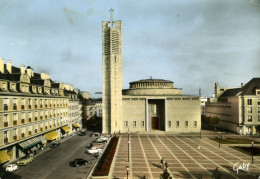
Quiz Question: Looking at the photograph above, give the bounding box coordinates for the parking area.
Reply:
[109,134,260,179]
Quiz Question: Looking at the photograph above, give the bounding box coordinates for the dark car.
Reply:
[69,159,88,167]
[90,132,100,137]
[78,131,86,136]
[50,141,60,148]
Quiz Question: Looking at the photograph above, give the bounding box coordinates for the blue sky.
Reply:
[0,0,260,97]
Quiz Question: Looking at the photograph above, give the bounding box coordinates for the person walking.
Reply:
[160,158,164,169]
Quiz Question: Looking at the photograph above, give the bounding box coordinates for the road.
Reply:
[3,131,98,179]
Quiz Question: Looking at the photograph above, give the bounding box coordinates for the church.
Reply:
[102,9,201,134]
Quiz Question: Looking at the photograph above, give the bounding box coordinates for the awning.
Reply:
[46,131,59,141]
[0,150,10,164]
[72,123,80,128]
[38,135,47,144]
[61,126,70,133]
[19,137,42,150]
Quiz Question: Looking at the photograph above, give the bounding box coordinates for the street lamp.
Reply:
[128,128,130,162]
[218,132,221,148]
[126,166,130,179]
[252,141,254,164]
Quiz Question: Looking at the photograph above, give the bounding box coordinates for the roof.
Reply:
[129,79,173,84]
[220,78,260,97]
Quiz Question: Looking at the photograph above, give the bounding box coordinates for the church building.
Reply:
[102,9,201,134]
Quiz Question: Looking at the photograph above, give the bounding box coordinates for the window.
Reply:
[13,114,18,125]
[194,121,197,128]
[125,121,128,127]
[13,128,18,140]
[247,107,252,113]
[4,131,8,143]
[247,99,252,105]
[4,98,9,111]
[185,121,189,128]
[13,99,18,110]
[257,91,260,95]
[248,115,252,122]
[141,121,144,128]
[168,121,171,128]
[258,116,260,122]
[258,107,260,113]
[133,121,136,128]
[176,121,179,128]
[4,115,8,127]
[258,100,260,105]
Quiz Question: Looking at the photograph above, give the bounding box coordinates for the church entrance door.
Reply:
[152,117,160,130]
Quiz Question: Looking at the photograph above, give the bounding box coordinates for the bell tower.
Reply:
[102,9,123,134]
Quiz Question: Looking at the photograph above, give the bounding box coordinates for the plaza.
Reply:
[92,131,260,179]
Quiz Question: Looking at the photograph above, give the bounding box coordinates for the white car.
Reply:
[86,147,103,154]
[99,136,109,141]
[5,164,18,172]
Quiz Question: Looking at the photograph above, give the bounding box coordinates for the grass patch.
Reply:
[210,137,260,144]
[231,146,260,156]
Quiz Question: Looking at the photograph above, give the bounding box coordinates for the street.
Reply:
[3,130,98,179]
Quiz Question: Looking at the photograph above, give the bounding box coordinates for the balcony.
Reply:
[21,119,25,124]
[13,105,17,110]
[28,118,32,122]
[4,122,8,127]
[21,133,25,137]
[4,138,8,143]
[4,105,8,111]
[13,135,18,140]
[21,105,25,110]
[35,117,38,121]
[13,121,18,125]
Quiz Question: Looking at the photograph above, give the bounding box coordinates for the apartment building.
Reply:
[0,58,81,165]
[205,78,260,135]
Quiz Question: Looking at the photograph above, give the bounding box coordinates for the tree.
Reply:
[210,116,220,132]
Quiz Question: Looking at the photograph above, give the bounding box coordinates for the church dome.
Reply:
[129,79,174,89]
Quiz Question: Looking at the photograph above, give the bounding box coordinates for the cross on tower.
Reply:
[109,8,114,24]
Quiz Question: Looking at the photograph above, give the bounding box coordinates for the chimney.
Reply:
[241,83,245,87]
[6,60,12,74]
[20,65,25,74]
[0,57,4,73]
[26,66,33,78]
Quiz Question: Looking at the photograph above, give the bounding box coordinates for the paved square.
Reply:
[108,134,260,179]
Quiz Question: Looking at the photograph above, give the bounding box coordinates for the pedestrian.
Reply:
[160,157,164,168]
[165,162,169,169]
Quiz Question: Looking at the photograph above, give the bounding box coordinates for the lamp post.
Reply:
[252,141,254,164]
[218,132,221,148]
[128,128,130,162]
[200,128,202,139]
[126,166,129,179]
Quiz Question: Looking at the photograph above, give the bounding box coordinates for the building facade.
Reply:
[0,58,82,165]
[102,9,123,134]
[205,78,260,135]
[102,10,201,134]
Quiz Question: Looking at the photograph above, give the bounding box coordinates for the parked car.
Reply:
[86,147,103,154]
[5,164,18,172]
[50,141,60,148]
[90,132,100,137]
[17,157,33,166]
[69,159,88,167]
[78,131,86,136]
[93,138,106,143]
[99,136,109,141]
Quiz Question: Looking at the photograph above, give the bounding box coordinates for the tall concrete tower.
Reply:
[102,9,123,134]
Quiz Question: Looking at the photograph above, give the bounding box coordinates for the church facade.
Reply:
[102,10,201,134]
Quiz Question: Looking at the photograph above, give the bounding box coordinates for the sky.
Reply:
[0,0,260,97]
